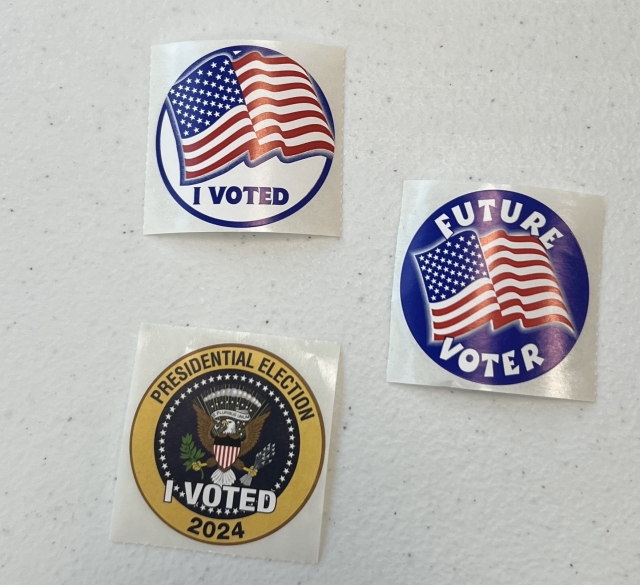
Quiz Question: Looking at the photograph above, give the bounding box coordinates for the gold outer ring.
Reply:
[130,343,325,545]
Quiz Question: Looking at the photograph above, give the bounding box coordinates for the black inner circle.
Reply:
[154,368,301,520]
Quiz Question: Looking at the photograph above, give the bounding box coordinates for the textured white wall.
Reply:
[1,1,639,583]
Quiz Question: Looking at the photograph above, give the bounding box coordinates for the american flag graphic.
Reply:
[165,50,335,184]
[415,229,574,341]
[213,444,241,470]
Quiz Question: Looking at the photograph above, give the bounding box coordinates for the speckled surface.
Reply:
[1,1,639,583]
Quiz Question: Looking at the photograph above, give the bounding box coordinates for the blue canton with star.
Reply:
[415,230,490,303]
[167,56,245,139]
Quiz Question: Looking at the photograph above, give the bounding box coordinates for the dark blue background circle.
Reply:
[154,368,300,520]
[400,190,589,385]
[156,44,334,228]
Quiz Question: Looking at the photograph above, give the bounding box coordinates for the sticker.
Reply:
[144,41,344,236]
[388,182,605,401]
[112,325,339,563]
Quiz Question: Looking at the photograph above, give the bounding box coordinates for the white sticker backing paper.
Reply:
[387,181,605,401]
[144,40,344,236]
[111,324,340,563]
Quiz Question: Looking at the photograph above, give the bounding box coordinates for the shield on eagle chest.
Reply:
[213,444,241,470]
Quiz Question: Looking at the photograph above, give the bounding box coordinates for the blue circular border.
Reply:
[400,190,590,385]
[156,45,334,229]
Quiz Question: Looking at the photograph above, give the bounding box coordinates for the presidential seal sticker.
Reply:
[112,325,339,564]
[144,40,344,236]
[131,344,324,545]
[388,182,605,401]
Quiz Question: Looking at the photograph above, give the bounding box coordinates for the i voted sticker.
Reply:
[130,344,325,544]
[145,41,344,235]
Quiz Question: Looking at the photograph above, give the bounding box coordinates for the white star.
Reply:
[275,482,281,489]
[186,387,192,394]
[180,491,185,497]
[160,430,166,436]
[209,376,214,383]
[216,508,222,514]
[217,375,222,380]
[173,484,179,492]
[241,376,246,381]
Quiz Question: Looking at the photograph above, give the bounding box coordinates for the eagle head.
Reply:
[214,418,241,436]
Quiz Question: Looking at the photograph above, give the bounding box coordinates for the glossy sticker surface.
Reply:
[130,344,324,544]
[400,190,589,385]
[144,41,344,236]
[112,324,339,563]
[388,181,605,401]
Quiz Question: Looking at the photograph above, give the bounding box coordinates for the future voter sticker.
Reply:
[130,344,325,545]
[155,44,335,228]
[400,190,589,385]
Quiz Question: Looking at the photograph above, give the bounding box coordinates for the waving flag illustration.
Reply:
[165,50,335,184]
[415,230,574,341]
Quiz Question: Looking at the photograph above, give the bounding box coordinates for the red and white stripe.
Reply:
[429,276,502,341]
[213,444,240,470]
[234,51,334,157]
[480,230,574,332]
[182,108,258,180]
[428,230,574,340]
[181,52,334,181]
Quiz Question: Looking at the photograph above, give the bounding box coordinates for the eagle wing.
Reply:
[193,404,215,454]
[240,412,270,456]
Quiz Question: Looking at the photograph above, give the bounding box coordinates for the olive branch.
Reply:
[180,434,206,479]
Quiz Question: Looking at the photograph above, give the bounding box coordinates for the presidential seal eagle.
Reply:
[191,388,274,486]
